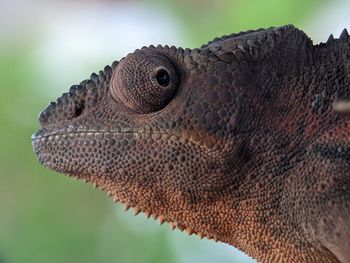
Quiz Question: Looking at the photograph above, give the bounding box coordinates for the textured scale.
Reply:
[32,25,350,263]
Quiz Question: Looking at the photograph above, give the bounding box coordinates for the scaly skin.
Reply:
[32,25,350,263]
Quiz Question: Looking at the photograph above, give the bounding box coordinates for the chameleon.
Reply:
[32,25,350,263]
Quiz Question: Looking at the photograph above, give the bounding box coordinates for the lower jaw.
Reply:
[32,130,220,243]
[88,173,220,242]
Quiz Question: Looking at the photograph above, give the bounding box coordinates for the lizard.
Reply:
[32,25,350,263]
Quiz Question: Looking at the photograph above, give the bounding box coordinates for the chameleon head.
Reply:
[31,43,244,239]
[32,25,310,242]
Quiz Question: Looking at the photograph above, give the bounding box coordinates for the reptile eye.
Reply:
[156,69,170,87]
[111,49,179,114]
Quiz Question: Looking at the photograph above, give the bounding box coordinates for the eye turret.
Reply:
[111,49,179,113]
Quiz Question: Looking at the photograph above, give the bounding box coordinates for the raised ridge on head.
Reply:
[339,28,349,41]
[198,25,312,63]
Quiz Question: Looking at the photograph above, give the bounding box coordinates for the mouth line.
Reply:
[31,130,167,142]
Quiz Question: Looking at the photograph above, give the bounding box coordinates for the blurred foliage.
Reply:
[0,0,328,262]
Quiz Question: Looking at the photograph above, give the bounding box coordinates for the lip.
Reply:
[31,128,165,141]
[32,127,51,140]
[32,123,138,140]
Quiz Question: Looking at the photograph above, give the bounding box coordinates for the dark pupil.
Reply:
[156,69,170,87]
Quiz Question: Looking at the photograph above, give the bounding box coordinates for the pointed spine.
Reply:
[158,216,165,225]
[145,211,151,219]
[133,208,141,216]
[339,28,349,41]
[124,203,131,212]
[326,34,334,44]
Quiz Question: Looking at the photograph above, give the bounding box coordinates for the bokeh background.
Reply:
[0,0,349,262]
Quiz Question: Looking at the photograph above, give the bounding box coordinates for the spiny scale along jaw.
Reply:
[32,25,326,250]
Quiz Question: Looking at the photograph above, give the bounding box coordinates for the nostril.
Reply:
[74,101,85,117]
[38,73,104,127]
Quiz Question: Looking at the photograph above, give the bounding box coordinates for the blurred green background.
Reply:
[0,0,348,262]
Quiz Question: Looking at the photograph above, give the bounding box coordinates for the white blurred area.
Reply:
[303,0,350,43]
[1,0,349,262]
[0,0,186,97]
[37,3,183,75]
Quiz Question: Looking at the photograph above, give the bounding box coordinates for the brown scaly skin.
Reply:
[32,25,350,262]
